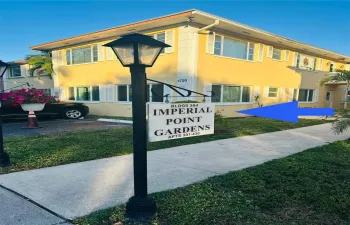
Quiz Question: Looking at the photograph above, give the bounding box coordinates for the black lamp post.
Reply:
[103,33,170,219]
[0,60,11,167]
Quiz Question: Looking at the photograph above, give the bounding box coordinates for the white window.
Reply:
[272,48,282,60]
[211,85,251,103]
[67,86,100,101]
[298,89,314,102]
[258,44,264,62]
[39,89,52,96]
[213,35,255,61]
[9,65,21,77]
[147,84,164,102]
[66,45,99,65]
[154,32,166,54]
[268,87,279,98]
[116,85,132,102]
[284,50,290,61]
[268,47,282,60]
[66,50,71,65]
[116,84,164,103]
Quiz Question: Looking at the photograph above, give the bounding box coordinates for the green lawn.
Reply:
[1,117,326,174]
[74,140,350,225]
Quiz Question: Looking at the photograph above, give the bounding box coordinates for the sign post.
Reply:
[148,103,215,142]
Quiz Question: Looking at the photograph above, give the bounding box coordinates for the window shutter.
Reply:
[292,52,297,66]
[106,48,114,60]
[99,85,106,102]
[106,84,114,102]
[59,87,65,101]
[163,83,173,103]
[254,86,260,97]
[204,83,212,103]
[263,86,269,97]
[280,88,285,99]
[288,88,294,102]
[314,89,319,102]
[20,65,27,77]
[98,44,104,61]
[284,50,290,61]
[268,46,273,58]
[318,59,323,71]
[52,51,57,65]
[57,51,63,66]
[165,30,174,53]
[206,33,215,54]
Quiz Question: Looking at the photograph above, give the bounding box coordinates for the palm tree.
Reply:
[320,69,350,109]
[25,51,53,79]
[332,109,350,134]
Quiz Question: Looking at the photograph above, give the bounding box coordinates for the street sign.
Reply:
[148,103,215,142]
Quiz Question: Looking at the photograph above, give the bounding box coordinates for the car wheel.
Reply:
[64,108,83,119]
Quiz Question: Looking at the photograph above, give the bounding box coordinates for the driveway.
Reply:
[2,118,128,138]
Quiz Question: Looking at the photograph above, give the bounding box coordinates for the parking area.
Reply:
[2,117,129,138]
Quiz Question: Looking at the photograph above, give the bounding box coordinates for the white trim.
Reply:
[258,44,264,62]
[206,32,215,54]
[284,50,290,61]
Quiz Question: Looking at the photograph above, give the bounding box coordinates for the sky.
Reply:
[0,1,349,61]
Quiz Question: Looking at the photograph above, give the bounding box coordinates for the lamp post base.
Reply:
[0,152,11,167]
[125,196,157,221]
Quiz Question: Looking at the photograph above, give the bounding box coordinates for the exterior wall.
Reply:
[53,27,179,116]
[4,63,54,93]
[196,31,301,117]
[50,24,348,118]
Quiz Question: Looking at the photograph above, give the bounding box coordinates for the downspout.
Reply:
[197,19,220,33]
[191,20,219,101]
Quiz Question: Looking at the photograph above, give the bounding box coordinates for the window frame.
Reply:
[147,83,165,103]
[272,48,282,60]
[213,34,255,62]
[211,84,252,104]
[153,31,166,54]
[116,84,132,103]
[298,89,315,102]
[115,83,166,104]
[66,86,100,102]
[268,87,279,98]
[9,65,22,78]
[65,44,99,65]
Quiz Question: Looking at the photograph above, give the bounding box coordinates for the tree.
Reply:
[332,109,350,135]
[320,69,350,109]
[25,51,53,79]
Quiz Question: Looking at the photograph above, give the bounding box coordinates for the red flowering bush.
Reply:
[1,88,59,106]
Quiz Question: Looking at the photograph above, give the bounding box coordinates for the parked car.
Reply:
[0,100,89,119]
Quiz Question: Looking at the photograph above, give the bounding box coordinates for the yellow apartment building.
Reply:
[30,9,350,117]
[2,60,54,95]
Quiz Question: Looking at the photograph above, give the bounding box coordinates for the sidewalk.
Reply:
[0,186,70,225]
[0,123,349,221]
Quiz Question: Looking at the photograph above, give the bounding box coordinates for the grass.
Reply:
[1,117,326,174]
[74,140,350,225]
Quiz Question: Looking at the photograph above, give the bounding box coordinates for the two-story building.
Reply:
[2,60,54,95]
[30,9,350,117]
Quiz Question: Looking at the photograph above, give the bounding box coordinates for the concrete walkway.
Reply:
[0,123,349,221]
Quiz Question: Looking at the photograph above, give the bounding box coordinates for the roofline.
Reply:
[30,9,195,50]
[192,10,349,59]
[30,9,349,61]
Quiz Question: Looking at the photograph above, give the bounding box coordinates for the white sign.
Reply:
[148,103,215,142]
